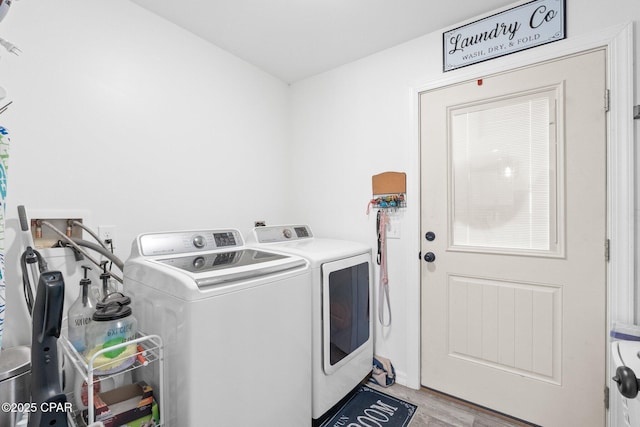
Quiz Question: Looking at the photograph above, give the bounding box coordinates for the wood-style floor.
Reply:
[368,382,535,427]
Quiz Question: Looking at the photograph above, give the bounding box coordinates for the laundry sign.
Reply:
[443,0,565,72]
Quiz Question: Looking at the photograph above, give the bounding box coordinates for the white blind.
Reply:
[450,92,556,252]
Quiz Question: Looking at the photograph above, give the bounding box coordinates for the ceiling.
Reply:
[130,0,516,83]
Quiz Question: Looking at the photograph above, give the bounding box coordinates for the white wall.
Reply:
[290,0,640,388]
[0,0,291,347]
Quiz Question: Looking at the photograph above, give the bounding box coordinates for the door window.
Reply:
[449,88,561,256]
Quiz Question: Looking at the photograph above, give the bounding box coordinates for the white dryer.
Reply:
[250,224,373,425]
[124,229,312,426]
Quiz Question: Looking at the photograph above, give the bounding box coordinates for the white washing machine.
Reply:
[249,224,373,425]
[124,229,312,426]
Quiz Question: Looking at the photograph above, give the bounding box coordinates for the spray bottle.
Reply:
[67,265,95,352]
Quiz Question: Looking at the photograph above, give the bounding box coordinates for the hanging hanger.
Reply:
[0,100,12,115]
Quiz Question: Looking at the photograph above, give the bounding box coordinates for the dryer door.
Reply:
[321,253,371,375]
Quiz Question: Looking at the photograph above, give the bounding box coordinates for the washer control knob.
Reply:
[283,229,293,239]
[193,256,205,270]
[193,235,206,249]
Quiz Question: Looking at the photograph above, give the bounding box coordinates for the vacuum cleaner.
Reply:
[27,271,68,427]
[18,205,47,315]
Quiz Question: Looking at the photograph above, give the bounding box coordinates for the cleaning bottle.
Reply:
[69,266,99,412]
[67,265,96,352]
[99,261,117,299]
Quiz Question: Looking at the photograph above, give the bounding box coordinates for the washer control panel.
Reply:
[137,229,243,256]
[253,225,313,243]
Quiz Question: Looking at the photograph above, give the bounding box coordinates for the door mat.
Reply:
[320,385,417,427]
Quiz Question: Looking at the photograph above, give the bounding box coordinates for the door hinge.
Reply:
[604,89,610,112]
[604,385,610,410]
[605,239,610,262]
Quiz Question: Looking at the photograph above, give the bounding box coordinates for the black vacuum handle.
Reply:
[32,272,64,343]
[28,271,68,427]
[17,205,29,231]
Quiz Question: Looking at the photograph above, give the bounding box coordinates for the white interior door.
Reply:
[420,49,607,427]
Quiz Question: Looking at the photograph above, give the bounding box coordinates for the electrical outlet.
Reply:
[386,216,401,239]
[98,225,116,245]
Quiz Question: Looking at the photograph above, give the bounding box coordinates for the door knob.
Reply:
[613,366,640,398]
[425,231,436,241]
[423,252,436,263]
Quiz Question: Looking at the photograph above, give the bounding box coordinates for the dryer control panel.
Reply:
[136,229,243,256]
[253,225,313,243]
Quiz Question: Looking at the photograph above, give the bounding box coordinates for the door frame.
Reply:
[406,21,634,426]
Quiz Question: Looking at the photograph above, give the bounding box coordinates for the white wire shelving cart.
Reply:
[59,331,164,427]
